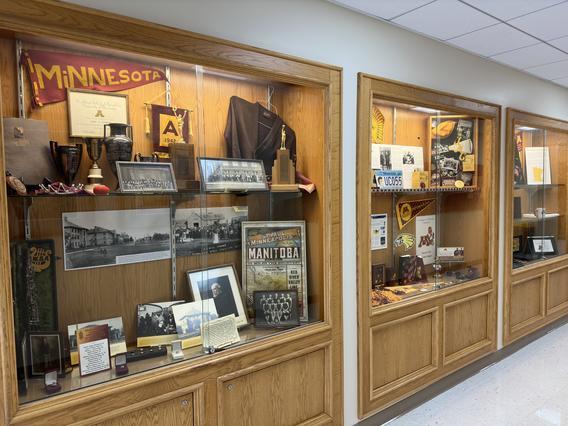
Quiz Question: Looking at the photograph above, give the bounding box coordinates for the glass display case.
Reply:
[369,99,492,307]
[511,125,567,269]
[356,74,499,417]
[2,32,327,404]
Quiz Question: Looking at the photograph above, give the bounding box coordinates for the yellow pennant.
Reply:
[396,198,435,229]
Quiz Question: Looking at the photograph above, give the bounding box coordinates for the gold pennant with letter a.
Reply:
[396,198,435,229]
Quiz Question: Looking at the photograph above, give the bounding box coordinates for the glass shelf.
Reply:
[371,187,479,194]
[514,183,565,190]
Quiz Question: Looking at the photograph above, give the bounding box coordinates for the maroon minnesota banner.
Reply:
[21,49,167,107]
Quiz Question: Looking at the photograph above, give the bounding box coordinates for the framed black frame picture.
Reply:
[527,235,558,257]
[28,332,63,376]
[253,290,300,329]
[512,235,523,254]
[371,264,386,290]
[116,161,178,193]
[197,157,268,193]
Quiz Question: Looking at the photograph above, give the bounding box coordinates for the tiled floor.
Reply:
[387,323,568,426]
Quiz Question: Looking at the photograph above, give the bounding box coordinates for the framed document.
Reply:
[67,89,129,138]
[76,324,111,376]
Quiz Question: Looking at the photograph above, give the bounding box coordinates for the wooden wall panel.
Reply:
[443,292,490,365]
[510,275,545,331]
[0,38,16,117]
[218,349,327,426]
[547,265,568,314]
[370,309,438,395]
[96,393,195,426]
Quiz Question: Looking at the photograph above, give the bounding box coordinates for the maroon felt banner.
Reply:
[21,49,166,107]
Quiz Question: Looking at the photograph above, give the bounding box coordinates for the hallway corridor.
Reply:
[389,323,568,426]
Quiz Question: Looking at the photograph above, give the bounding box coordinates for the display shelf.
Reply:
[514,183,565,190]
[371,187,479,194]
[19,321,320,405]
[514,214,562,225]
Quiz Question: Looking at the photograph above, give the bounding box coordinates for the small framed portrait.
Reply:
[28,332,63,376]
[512,235,523,254]
[116,161,177,193]
[371,264,386,290]
[198,157,268,193]
[253,290,300,329]
[187,264,248,327]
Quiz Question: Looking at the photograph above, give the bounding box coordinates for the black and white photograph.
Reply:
[171,300,218,340]
[402,150,416,165]
[254,290,300,328]
[174,206,248,256]
[62,208,171,271]
[116,161,177,193]
[379,145,392,170]
[136,301,184,346]
[198,157,268,192]
[187,265,248,327]
[28,333,63,376]
[67,316,126,364]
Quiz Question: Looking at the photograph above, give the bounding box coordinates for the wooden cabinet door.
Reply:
[97,393,194,426]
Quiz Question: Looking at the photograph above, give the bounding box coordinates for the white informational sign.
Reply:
[416,214,436,265]
[525,147,551,185]
[79,338,110,376]
[371,213,388,250]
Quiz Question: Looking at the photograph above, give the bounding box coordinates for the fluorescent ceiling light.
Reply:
[411,106,439,113]
[516,126,539,131]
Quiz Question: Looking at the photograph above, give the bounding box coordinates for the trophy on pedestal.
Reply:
[270,125,299,192]
[84,138,103,192]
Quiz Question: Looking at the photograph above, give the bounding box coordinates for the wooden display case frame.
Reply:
[0,1,343,425]
[356,73,500,419]
[504,108,568,345]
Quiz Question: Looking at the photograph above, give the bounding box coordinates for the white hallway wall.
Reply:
[66,0,568,424]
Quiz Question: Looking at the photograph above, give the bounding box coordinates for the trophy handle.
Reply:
[134,153,142,162]
[152,153,159,162]
[49,140,58,163]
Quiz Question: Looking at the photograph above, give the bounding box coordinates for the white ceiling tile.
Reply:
[524,59,568,79]
[460,0,565,21]
[549,35,568,51]
[508,2,568,40]
[448,24,537,56]
[392,0,499,40]
[552,76,568,87]
[330,0,433,20]
[491,43,567,69]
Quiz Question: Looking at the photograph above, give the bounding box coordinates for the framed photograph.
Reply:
[62,208,171,271]
[512,235,522,254]
[136,301,185,347]
[242,221,308,321]
[174,206,248,256]
[67,89,129,138]
[28,332,63,376]
[198,157,268,192]
[187,265,248,328]
[171,300,219,348]
[67,316,126,365]
[371,264,385,290]
[254,290,300,328]
[116,161,177,193]
[528,235,558,256]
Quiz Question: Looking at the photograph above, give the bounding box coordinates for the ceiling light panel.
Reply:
[392,0,499,40]
[461,0,565,21]
[508,2,568,41]
[330,0,433,20]
[491,43,568,69]
[448,24,538,57]
[525,59,568,79]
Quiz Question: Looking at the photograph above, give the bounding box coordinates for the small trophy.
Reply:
[270,125,298,192]
[49,141,83,186]
[44,369,61,394]
[84,138,103,192]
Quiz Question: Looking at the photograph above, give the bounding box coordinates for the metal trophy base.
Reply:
[271,184,299,192]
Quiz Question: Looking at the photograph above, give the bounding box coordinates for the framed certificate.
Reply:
[67,89,129,138]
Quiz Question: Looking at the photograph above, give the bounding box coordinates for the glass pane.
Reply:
[370,100,491,307]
